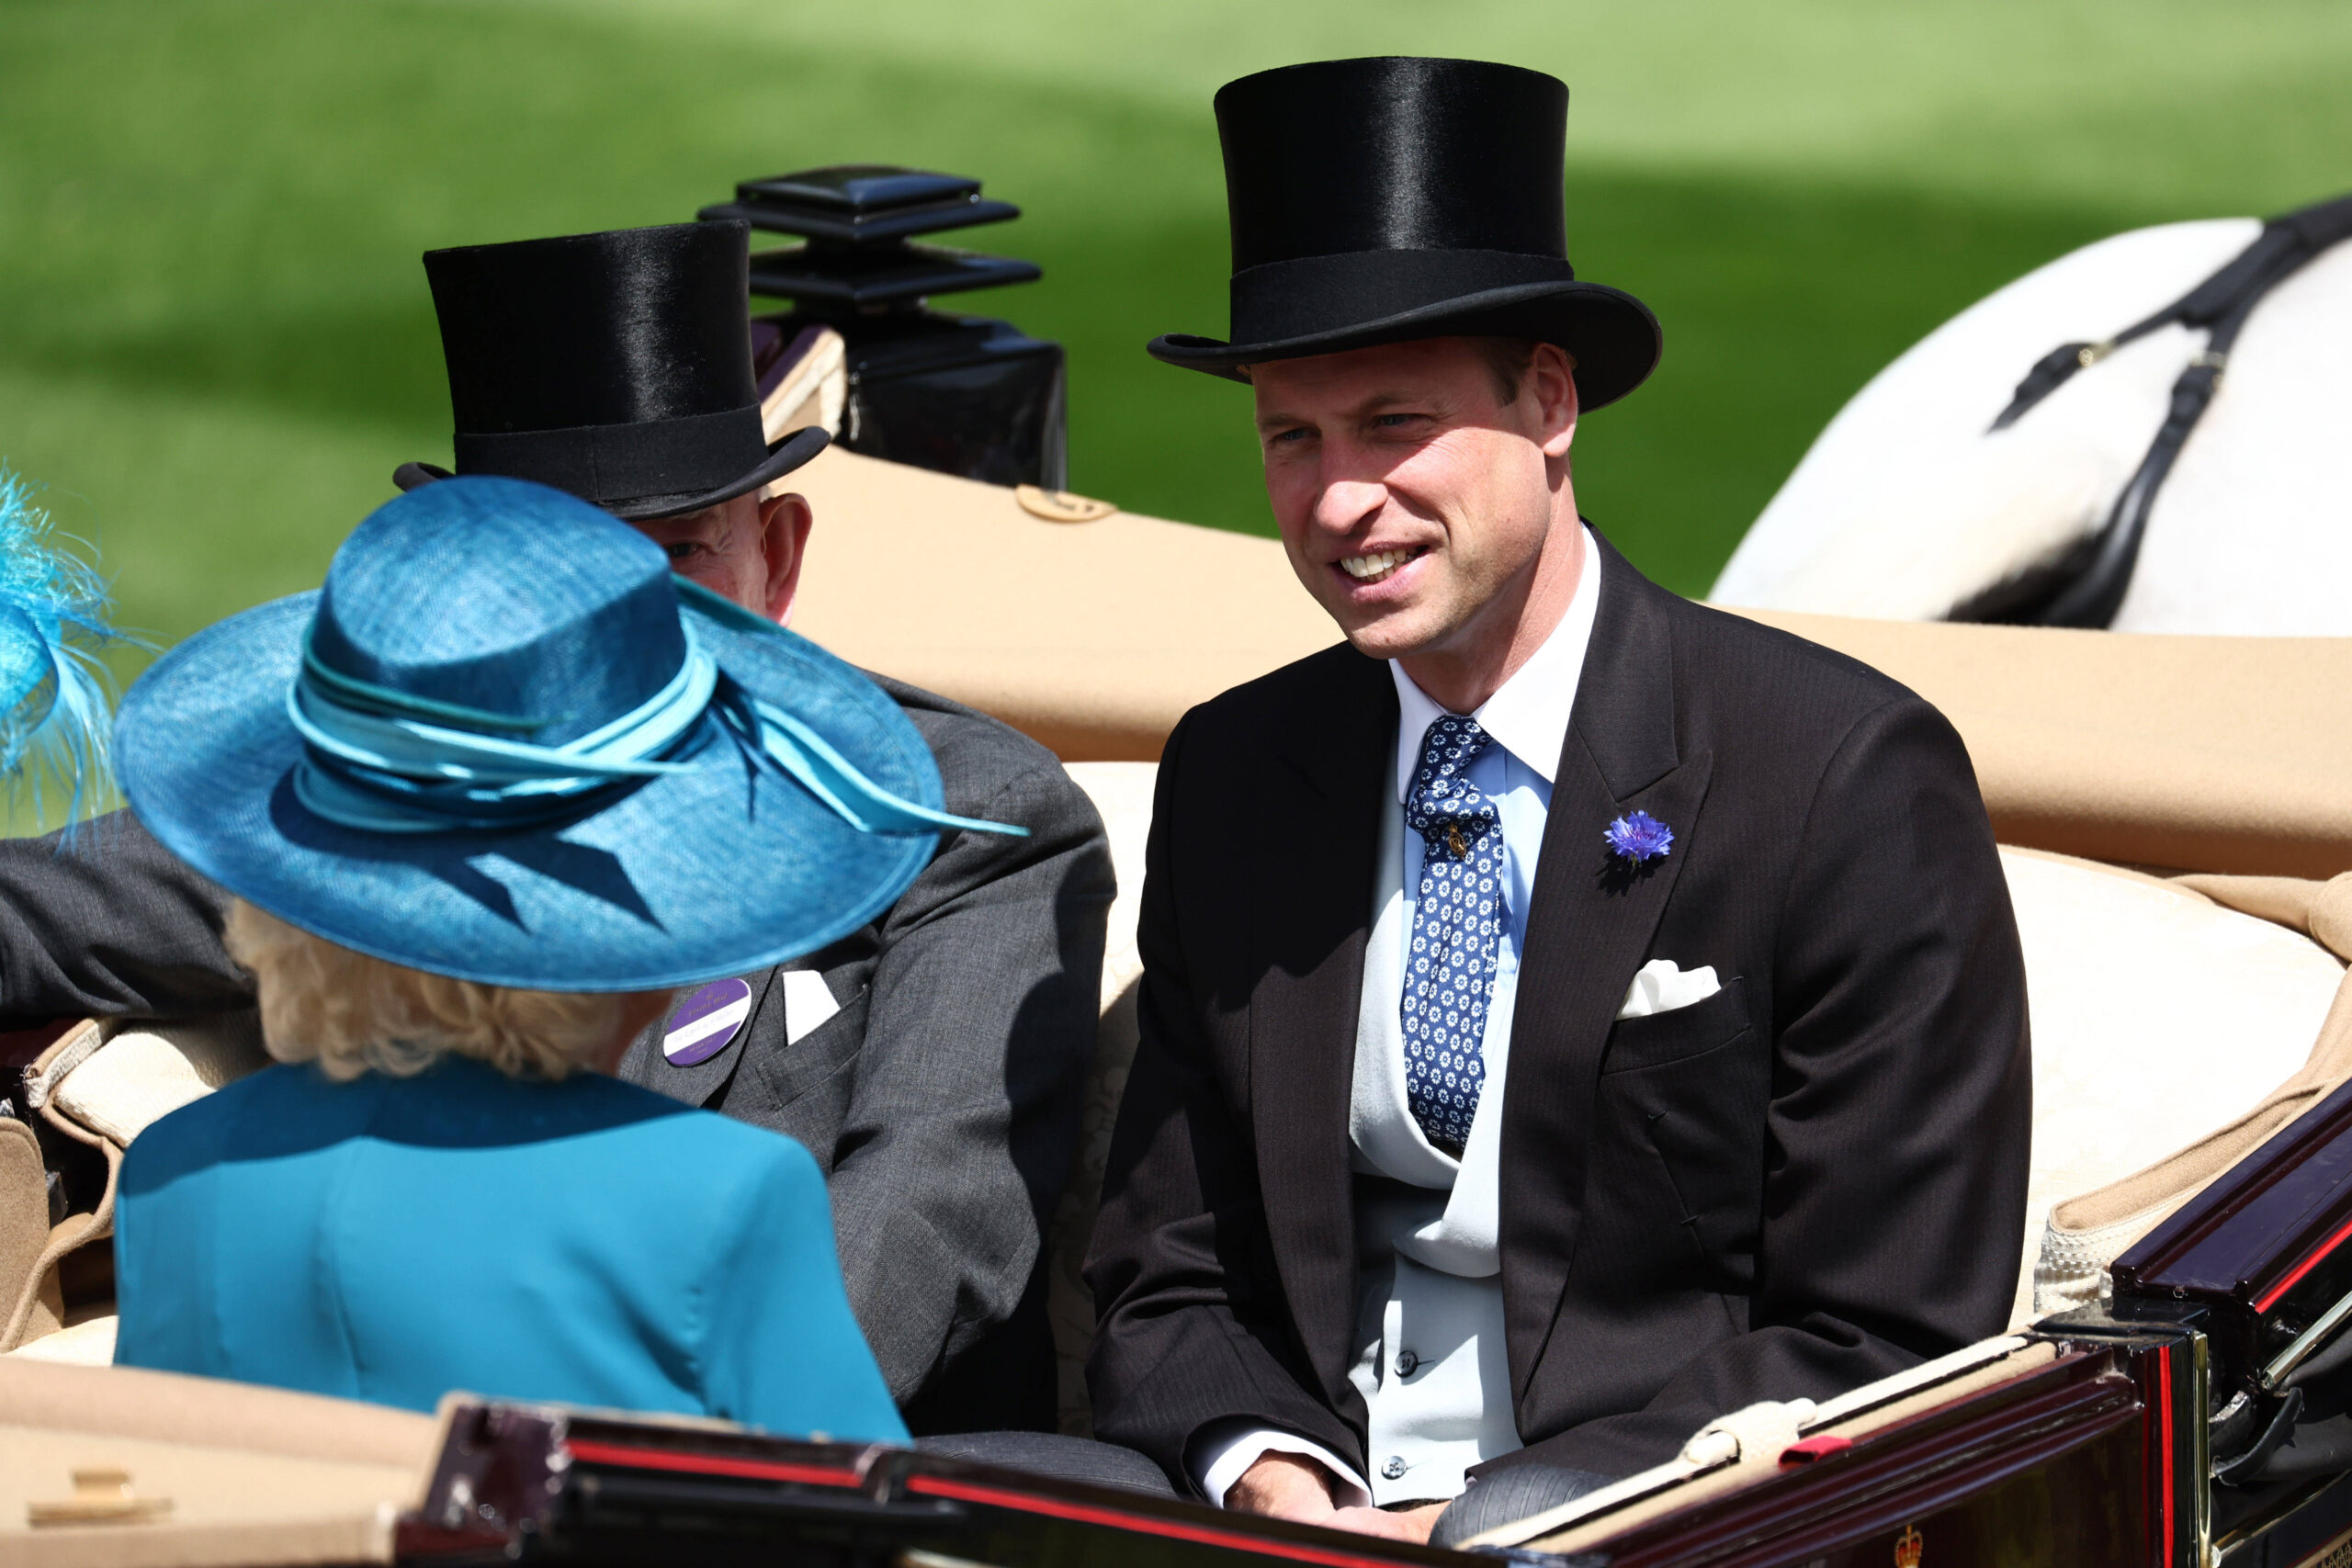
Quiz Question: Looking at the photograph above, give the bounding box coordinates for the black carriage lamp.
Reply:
[699,165,1068,491]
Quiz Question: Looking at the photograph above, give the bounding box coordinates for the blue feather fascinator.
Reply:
[0,469,140,829]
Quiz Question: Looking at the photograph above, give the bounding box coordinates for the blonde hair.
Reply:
[225,899,632,1082]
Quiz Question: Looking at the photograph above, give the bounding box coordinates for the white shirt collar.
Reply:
[1392,525,1601,802]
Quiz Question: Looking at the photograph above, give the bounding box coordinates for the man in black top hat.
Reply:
[0,220,1114,1439]
[394,220,834,553]
[1084,57,2030,1540]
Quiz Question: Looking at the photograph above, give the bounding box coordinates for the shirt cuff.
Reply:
[1193,1421,1374,1509]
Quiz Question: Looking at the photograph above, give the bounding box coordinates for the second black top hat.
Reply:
[400,221,827,519]
[1148,58,1662,410]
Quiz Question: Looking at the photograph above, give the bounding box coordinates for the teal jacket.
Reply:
[113,1056,908,1445]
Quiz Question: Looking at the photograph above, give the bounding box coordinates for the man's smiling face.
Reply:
[1252,336,1578,666]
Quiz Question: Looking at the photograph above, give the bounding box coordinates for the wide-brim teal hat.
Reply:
[116,476,1017,992]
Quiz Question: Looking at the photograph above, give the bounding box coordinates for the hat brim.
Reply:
[116,589,939,992]
[392,425,832,521]
[1148,280,1662,412]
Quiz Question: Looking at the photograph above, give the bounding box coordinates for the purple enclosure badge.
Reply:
[663,977,753,1066]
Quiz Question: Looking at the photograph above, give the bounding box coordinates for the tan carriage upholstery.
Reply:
[1735,611,2352,879]
[786,449,1334,764]
[0,1356,433,1566]
[1,1116,57,1347]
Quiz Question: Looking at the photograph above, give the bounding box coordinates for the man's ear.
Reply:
[1532,343,1579,460]
[757,491,816,625]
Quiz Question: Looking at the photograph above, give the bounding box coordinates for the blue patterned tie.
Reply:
[1402,715,1502,1156]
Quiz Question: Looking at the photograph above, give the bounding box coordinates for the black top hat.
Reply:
[396,221,828,519]
[1149,58,1661,410]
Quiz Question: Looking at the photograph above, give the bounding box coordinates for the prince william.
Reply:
[1084,56,2030,1545]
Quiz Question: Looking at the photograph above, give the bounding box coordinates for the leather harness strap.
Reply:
[1957,189,2352,628]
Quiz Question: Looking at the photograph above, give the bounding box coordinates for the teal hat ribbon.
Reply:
[287,577,1023,841]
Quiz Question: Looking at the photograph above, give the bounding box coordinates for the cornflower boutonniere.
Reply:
[1602,809,1674,864]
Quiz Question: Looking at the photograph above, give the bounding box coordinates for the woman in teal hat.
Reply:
[107,474,1020,1438]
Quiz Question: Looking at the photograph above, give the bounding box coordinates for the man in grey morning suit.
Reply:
[0,222,1114,1437]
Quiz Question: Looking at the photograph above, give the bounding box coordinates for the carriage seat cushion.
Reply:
[1998,849,2344,1322]
[34,1014,268,1149]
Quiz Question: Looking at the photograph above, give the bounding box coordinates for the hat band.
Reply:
[285,579,1027,841]
[1228,247,1578,344]
[288,626,718,833]
[452,407,767,504]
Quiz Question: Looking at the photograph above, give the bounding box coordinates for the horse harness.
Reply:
[1954,190,2352,628]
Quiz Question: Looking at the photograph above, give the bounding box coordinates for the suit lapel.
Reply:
[1501,536,1714,1404]
[1250,649,1395,1403]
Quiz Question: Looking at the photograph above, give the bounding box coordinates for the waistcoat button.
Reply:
[1395,1350,1419,1377]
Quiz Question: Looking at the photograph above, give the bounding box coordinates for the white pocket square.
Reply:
[782,968,842,1044]
[1616,959,1721,1021]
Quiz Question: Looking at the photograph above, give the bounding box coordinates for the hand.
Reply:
[1224,1456,1446,1543]
[1224,1452,1341,1523]
[1332,1502,1445,1543]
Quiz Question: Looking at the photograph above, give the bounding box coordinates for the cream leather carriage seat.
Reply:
[2001,852,2351,1322]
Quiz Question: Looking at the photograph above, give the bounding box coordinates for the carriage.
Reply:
[6,443,2352,1567]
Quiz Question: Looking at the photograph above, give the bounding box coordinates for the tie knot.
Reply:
[1413,714,1491,780]
[1408,715,1496,859]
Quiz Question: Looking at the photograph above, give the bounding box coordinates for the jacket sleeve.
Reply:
[703,1135,910,1446]
[1492,694,2032,1479]
[824,753,1114,1404]
[1083,716,1368,1495]
[0,810,254,1024]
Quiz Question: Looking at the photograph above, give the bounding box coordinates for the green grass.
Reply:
[2,0,2346,669]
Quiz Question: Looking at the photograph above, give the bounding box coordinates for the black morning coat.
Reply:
[1083,534,2033,1492]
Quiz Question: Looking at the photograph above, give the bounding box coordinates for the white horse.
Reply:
[1711,206,2352,634]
